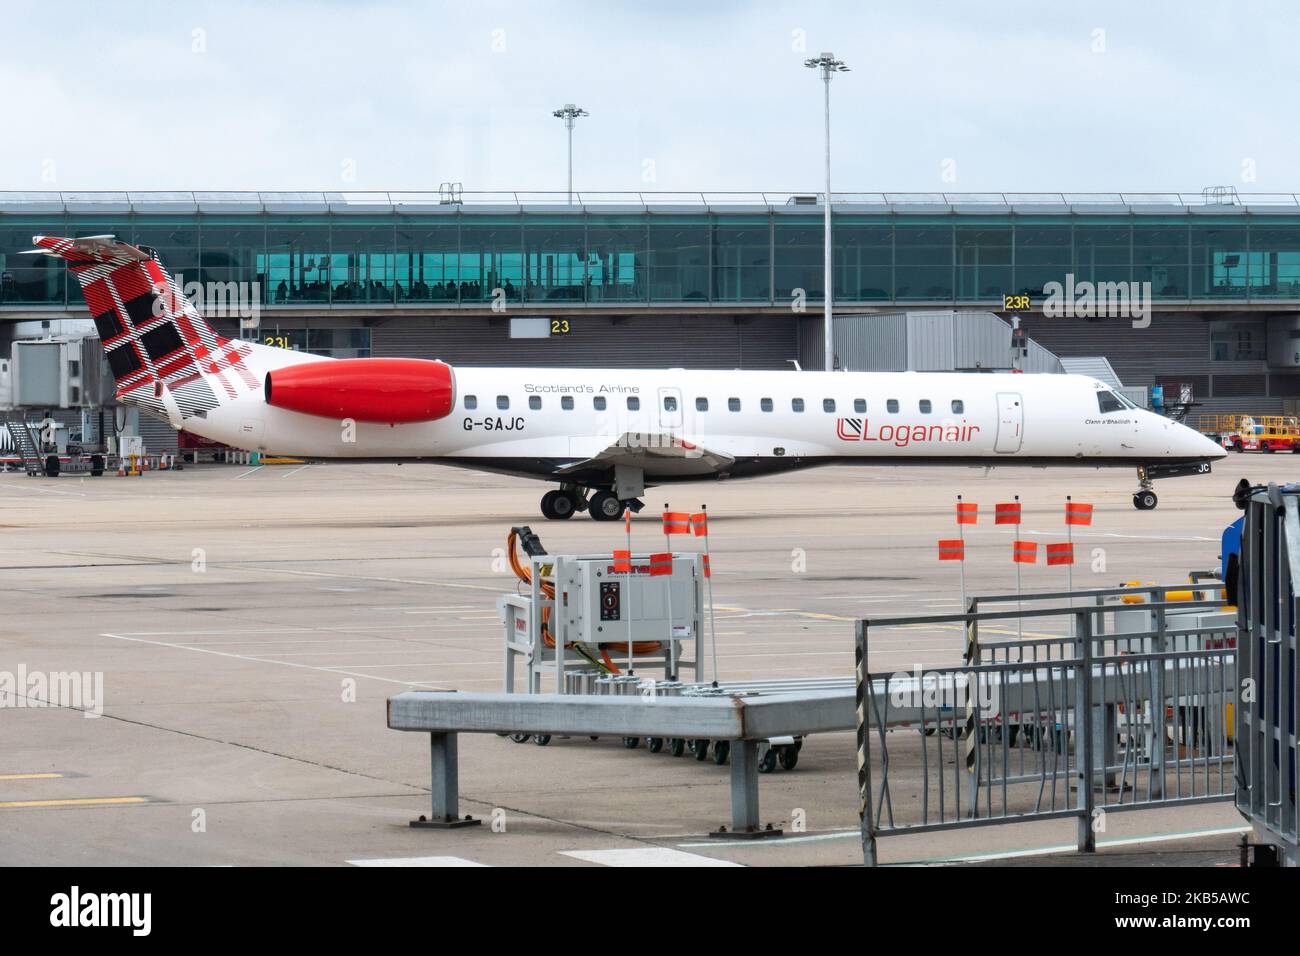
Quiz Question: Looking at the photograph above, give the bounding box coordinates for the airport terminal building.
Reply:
[2,189,1296,446]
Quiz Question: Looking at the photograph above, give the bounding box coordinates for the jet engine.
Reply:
[264,358,455,424]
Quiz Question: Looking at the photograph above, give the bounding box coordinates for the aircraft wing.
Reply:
[556,433,735,479]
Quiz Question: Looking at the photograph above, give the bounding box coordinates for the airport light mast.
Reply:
[803,52,849,371]
[552,104,589,205]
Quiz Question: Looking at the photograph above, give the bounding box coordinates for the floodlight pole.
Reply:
[552,104,588,205]
[804,53,848,371]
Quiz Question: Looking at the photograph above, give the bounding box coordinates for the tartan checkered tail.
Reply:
[30,234,256,422]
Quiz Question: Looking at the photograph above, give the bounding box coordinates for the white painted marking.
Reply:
[914,825,1251,865]
[348,856,486,867]
[280,464,311,479]
[232,467,263,480]
[100,632,449,688]
[681,823,1250,857]
[679,828,857,848]
[561,848,741,867]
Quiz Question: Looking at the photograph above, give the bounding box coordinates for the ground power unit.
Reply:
[500,550,703,695]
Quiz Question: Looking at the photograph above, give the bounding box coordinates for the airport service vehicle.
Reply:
[28,234,1226,517]
[1198,414,1300,453]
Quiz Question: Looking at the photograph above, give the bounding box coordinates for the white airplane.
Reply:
[29,234,1226,517]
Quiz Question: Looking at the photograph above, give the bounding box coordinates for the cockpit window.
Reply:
[1096,390,1128,414]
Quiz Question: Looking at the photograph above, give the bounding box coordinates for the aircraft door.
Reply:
[658,386,683,430]
[994,392,1023,453]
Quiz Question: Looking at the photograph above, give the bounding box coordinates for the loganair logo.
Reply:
[836,418,981,447]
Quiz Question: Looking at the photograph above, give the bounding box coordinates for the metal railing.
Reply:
[857,596,1236,866]
[4,190,1300,213]
[1237,483,1300,862]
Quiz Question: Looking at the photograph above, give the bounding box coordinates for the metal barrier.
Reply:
[857,598,1235,866]
[1237,484,1300,864]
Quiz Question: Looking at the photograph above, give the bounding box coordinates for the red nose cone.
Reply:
[265,358,455,423]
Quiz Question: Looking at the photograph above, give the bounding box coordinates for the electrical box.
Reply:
[554,554,698,645]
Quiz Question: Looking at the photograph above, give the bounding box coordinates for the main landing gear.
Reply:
[540,486,644,521]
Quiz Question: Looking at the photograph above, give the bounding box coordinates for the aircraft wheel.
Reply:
[588,490,622,521]
[1133,490,1158,511]
[541,489,577,520]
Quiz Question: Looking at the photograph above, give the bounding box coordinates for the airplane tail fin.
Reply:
[24,235,251,420]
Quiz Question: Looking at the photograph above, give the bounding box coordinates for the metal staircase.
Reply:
[1,416,44,475]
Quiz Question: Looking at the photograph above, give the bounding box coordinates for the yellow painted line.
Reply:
[0,796,147,809]
[0,772,64,781]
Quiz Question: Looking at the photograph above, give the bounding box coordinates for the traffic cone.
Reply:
[116,460,126,477]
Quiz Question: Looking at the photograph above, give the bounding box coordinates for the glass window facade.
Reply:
[7,210,1300,309]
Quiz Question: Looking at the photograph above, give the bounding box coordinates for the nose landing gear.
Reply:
[1133,467,1159,510]
[1131,460,1214,510]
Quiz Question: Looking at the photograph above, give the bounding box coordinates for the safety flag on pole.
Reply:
[938,539,965,561]
[1065,501,1093,526]
[1045,542,1074,566]
[701,554,711,578]
[662,512,691,535]
[612,549,632,573]
[649,552,674,576]
[956,501,978,525]
[622,508,635,675]
[995,501,1022,525]
[690,512,708,536]
[1012,540,1038,563]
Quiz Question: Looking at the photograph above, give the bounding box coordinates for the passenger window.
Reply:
[529,396,542,410]
[594,396,606,411]
[664,395,678,412]
[919,399,931,414]
[628,396,640,411]
[464,395,477,410]
[1097,391,1126,414]
[792,398,805,412]
[497,395,510,410]
[951,400,964,414]
[823,399,836,413]
[696,397,709,412]
[728,397,741,412]
[561,396,574,410]
[886,399,899,413]
[761,397,773,412]
[854,399,866,413]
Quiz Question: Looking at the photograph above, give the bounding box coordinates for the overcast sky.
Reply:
[4,0,1297,195]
